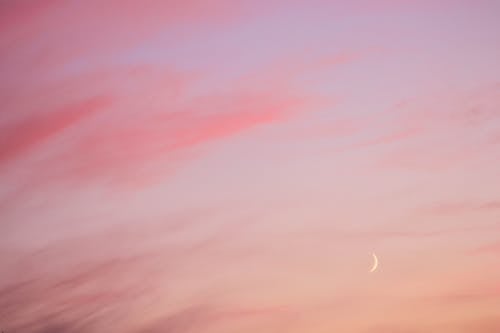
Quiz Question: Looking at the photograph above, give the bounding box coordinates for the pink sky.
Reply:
[1,1,500,332]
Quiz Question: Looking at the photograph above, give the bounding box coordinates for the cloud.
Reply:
[458,317,500,333]
[372,83,500,171]
[0,95,112,166]
[423,200,500,216]
[42,91,311,187]
[0,256,153,332]
[236,49,379,143]
[1,1,365,195]
[308,0,471,16]
[35,324,83,333]
[470,241,500,255]
[412,282,500,321]
[364,316,500,333]
[241,48,383,109]
[241,50,367,88]
[440,290,500,304]
[306,219,500,247]
[141,303,299,333]
[0,1,248,79]
[0,204,280,331]
[1,57,327,194]
[363,325,422,333]
[136,305,215,333]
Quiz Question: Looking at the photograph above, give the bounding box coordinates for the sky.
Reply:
[1,1,500,332]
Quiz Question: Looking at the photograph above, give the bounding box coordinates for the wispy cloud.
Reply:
[372,83,500,171]
[0,96,112,165]
[458,317,500,333]
[423,200,500,216]
[0,1,248,79]
[469,241,500,256]
[2,1,500,332]
[0,59,331,193]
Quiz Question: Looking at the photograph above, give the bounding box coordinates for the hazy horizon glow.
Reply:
[1,1,500,332]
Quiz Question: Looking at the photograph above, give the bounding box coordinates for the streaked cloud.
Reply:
[1,1,500,332]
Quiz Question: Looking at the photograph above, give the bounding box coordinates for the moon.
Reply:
[369,253,379,273]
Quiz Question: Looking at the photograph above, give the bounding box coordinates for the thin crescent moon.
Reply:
[369,253,379,273]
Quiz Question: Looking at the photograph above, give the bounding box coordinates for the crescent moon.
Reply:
[369,253,379,273]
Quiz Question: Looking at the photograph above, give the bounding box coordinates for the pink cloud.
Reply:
[424,200,500,216]
[296,117,362,140]
[425,283,500,317]
[2,1,499,332]
[0,1,249,78]
[356,125,424,148]
[0,229,292,332]
[1,54,330,191]
[460,317,500,333]
[46,91,312,187]
[413,84,500,131]
[363,325,421,333]
[309,222,500,245]
[310,0,467,13]
[0,215,219,330]
[0,96,112,166]
[241,49,372,90]
[371,83,500,171]
[470,241,500,255]
[1,1,363,190]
